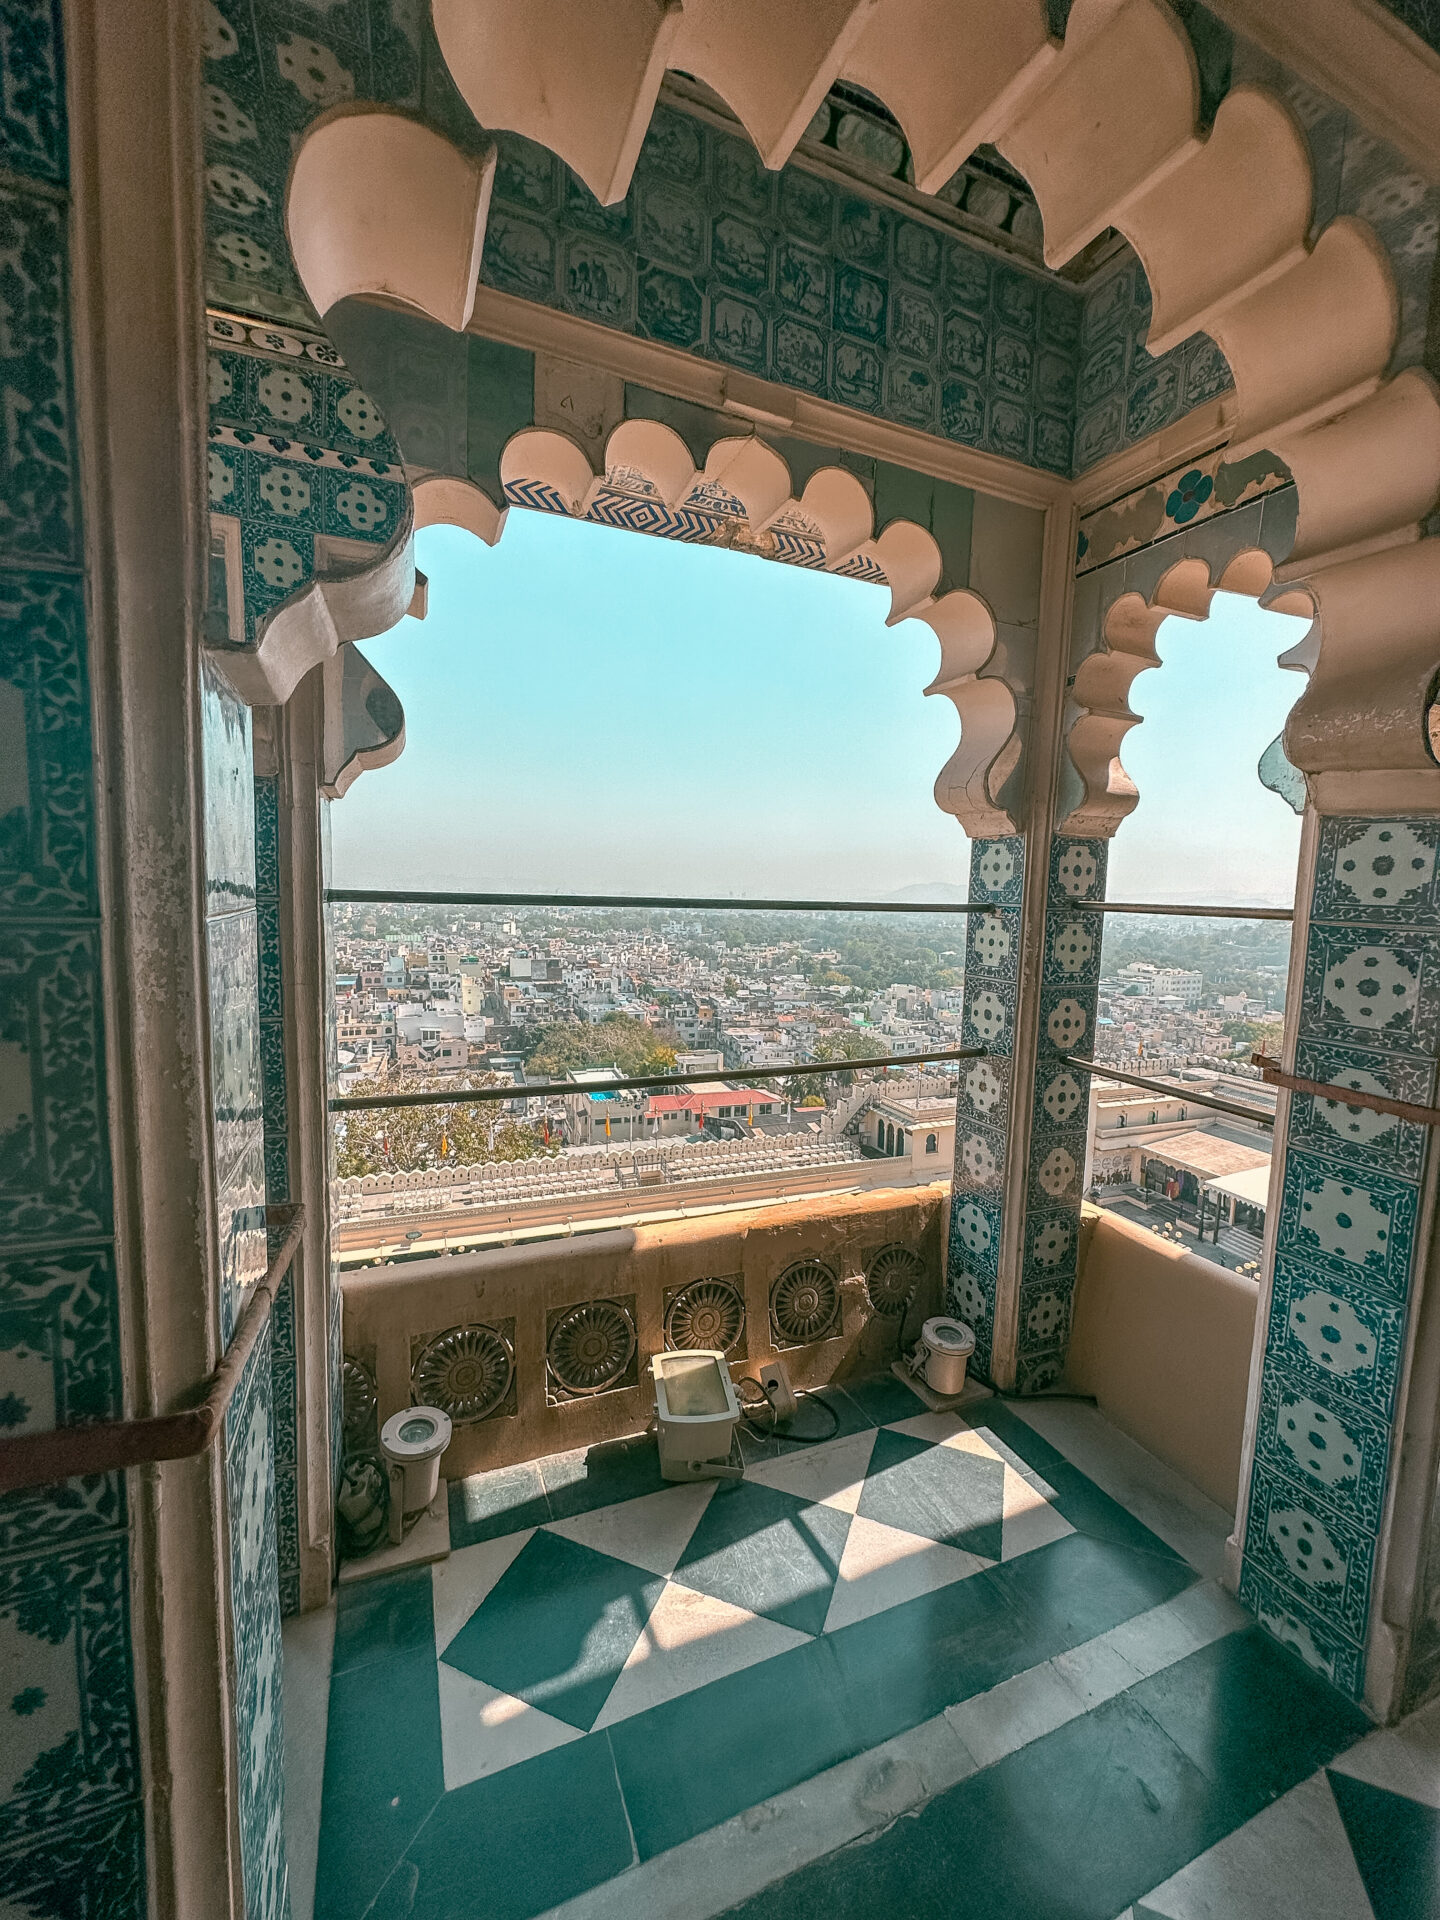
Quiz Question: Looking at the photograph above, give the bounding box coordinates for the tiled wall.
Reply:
[1072,258,1232,474]
[947,838,1109,1391]
[1240,818,1440,1701]
[0,2,147,1911]
[198,0,1440,491]
[1018,839,1110,1391]
[206,311,407,650]
[482,108,1082,475]
[202,663,290,1917]
[1230,38,1439,380]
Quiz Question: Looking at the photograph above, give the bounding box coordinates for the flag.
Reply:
[604,1114,611,1138]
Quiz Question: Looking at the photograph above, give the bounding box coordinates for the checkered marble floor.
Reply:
[311,1379,1377,1920]
[433,1410,1074,1789]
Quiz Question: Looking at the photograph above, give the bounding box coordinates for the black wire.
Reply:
[735,1378,842,1444]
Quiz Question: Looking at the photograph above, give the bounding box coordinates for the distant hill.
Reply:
[884,882,970,905]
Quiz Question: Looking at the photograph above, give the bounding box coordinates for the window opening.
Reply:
[326,513,973,1265]
[1083,589,1311,1276]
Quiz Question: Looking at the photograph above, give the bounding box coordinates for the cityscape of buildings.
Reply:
[328,903,1288,1266]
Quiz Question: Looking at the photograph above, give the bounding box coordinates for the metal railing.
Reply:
[330,1046,985,1112]
[1060,1057,1276,1129]
[0,1202,306,1494]
[1072,902,1294,921]
[326,887,997,916]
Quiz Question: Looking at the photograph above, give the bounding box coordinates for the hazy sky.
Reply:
[329,514,1311,906]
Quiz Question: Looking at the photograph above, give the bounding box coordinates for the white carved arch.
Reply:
[414,416,1017,836]
[286,107,495,332]
[1067,549,1315,837]
[284,0,1440,791]
[213,506,417,709]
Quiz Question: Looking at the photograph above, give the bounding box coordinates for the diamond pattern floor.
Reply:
[433,1410,1072,1780]
[314,1386,1379,1920]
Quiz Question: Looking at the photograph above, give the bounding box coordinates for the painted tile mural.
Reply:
[1240,817,1440,1700]
[484,108,1082,475]
[1072,257,1233,475]
[0,1,146,1912]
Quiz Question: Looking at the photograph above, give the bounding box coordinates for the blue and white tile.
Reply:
[201,657,256,913]
[1312,817,1440,925]
[1274,1149,1419,1300]
[1289,1039,1431,1180]
[1299,923,1440,1055]
[0,570,95,916]
[1263,1255,1407,1419]
[1253,1370,1392,1535]
[1238,1562,1365,1696]
[1244,1465,1377,1645]
[0,925,110,1245]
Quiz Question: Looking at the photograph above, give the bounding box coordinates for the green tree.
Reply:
[525,1013,678,1080]
[333,1070,552,1176]
[809,1030,887,1087]
[1221,1018,1284,1058]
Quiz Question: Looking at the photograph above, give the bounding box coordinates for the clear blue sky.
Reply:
[329,515,1311,905]
[1107,590,1311,907]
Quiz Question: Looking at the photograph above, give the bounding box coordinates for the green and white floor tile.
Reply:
[297,1379,1433,1920]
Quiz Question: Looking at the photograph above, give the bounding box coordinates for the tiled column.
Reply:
[1237,815,1440,1711]
[949,835,1026,1386]
[948,833,1109,1390]
[0,11,147,1909]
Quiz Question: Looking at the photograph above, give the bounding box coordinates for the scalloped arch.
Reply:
[459,417,1016,836]
[284,0,1440,793]
[1066,548,1316,838]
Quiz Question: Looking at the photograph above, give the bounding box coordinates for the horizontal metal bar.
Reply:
[1252,1052,1440,1128]
[1061,1056,1275,1129]
[330,1046,985,1112]
[325,888,994,916]
[1072,901,1293,921]
[0,1202,306,1495]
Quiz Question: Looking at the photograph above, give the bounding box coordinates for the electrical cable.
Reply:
[735,1376,841,1444]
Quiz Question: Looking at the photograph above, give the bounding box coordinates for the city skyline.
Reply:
[330,514,1312,907]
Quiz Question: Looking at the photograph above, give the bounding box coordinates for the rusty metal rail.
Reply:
[0,1202,305,1495]
[330,1046,986,1112]
[1060,1056,1276,1129]
[1252,1054,1440,1128]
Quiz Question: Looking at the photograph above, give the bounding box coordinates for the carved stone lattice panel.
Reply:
[411,1322,516,1425]
[546,1297,638,1399]
[865,1245,924,1318]
[770,1261,841,1347]
[341,1355,377,1456]
[664,1278,746,1358]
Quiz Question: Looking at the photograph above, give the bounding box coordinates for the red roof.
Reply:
[645,1088,776,1115]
